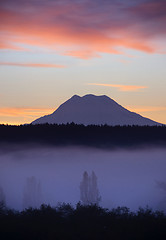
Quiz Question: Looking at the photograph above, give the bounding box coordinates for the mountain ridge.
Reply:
[32,94,162,126]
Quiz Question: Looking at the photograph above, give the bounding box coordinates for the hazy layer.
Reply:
[0,145,166,211]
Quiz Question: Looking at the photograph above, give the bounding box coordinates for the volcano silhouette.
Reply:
[32,94,161,126]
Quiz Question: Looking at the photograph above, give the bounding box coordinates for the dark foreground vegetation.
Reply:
[0,123,166,148]
[0,203,166,240]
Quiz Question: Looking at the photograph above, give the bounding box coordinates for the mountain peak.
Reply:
[71,94,81,99]
[32,94,161,126]
[72,94,110,99]
[68,94,117,105]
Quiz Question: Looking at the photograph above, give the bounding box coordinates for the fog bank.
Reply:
[0,145,166,211]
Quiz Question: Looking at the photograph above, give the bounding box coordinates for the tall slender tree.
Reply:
[23,176,42,209]
[80,171,101,205]
[0,186,6,210]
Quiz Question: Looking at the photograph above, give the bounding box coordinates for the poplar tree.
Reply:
[80,171,101,205]
[23,176,42,209]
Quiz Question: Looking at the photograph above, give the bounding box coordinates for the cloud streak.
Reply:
[126,106,166,113]
[87,83,148,92]
[0,107,54,117]
[0,62,66,68]
[0,0,166,58]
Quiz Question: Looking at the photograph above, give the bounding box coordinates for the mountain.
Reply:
[31,94,161,126]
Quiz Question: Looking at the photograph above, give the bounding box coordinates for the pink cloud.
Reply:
[64,50,101,59]
[0,0,166,58]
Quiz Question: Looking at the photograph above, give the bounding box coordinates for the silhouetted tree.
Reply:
[80,171,89,205]
[0,186,6,210]
[23,176,42,209]
[0,124,166,149]
[1,204,166,240]
[80,171,101,205]
[156,180,166,210]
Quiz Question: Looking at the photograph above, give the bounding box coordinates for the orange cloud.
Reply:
[0,107,55,125]
[87,83,148,92]
[0,62,66,68]
[0,107,54,117]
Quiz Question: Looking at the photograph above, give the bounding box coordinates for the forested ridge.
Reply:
[0,124,166,148]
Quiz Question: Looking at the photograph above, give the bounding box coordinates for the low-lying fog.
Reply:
[0,145,166,211]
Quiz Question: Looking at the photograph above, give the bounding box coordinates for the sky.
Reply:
[0,0,166,125]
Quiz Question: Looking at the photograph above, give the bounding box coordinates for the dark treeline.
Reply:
[0,123,166,148]
[0,203,166,240]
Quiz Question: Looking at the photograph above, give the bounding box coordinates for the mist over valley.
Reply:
[0,144,166,212]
